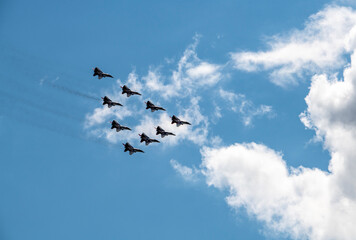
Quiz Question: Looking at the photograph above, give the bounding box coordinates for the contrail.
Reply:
[45,81,101,101]
[0,72,100,102]
[2,105,108,146]
[0,90,83,122]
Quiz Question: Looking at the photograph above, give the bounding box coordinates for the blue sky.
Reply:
[2,1,356,240]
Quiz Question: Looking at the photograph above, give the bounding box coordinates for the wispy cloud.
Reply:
[219,88,273,126]
[231,6,356,87]
[143,35,224,99]
[170,159,201,182]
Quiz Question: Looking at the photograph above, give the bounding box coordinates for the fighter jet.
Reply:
[156,126,175,138]
[102,96,123,108]
[123,142,144,155]
[121,85,141,97]
[93,67,113,79]
[171,115,191,127]
[139,133,160,146]
[111,120,131,132]
[145,101,166,112]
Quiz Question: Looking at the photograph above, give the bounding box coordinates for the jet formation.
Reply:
[93,67,191,155]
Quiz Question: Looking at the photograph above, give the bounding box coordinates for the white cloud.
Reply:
[186,62,222,85]
[201,142,356,240]
[125,71,144,95]
[143,35,224,99]
[170,159,200,182]
[219,88,273,126]
[210,135,223,147]
[143,70,178,98]
[84,106,133,128]
[231,6,356,87]
[200,8,356,238]
[212,103,222,123]
[301,53,356,199]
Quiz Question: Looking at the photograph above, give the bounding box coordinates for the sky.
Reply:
[1,0,356,239]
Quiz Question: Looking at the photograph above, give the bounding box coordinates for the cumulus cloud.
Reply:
[219,88,273,126]
[201,143,343,240]
[300,54,356,199]
[231,6,356,87]
[198,6,356,240]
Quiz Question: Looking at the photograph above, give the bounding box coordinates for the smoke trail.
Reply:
[0,44,95,91]
[0,74,88,116]
[0,90,83,122]
[2,105,108,146]
[45,81,101,101]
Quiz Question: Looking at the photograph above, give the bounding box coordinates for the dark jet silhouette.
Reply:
[171,115,191,127]
[156,126,175,138]
[139,133,160,146]
[111,120,131,132]
[123,142,144,155]
[145,101,166,112]
[121,85,141,97]
[102,96,123,108]
[93,67,113,79]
